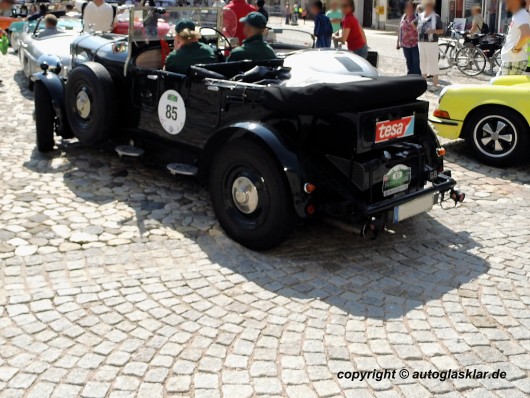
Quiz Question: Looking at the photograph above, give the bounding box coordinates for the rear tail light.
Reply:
[304,183,316,193]
[436,147,446,157]
[433,109,450,119]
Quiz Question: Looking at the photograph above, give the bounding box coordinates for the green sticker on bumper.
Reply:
[382,164,411,197]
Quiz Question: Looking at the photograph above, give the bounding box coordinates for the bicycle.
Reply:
[454,33,504,76]
[438,22,464,70]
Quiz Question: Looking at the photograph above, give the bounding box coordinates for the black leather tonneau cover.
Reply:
[261,76,427,115]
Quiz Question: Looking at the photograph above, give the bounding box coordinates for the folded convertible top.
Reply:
[260,76,427,115]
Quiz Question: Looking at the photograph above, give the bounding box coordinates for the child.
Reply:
[311,1,333,48]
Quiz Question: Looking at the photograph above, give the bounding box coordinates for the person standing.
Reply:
[416,0,444,90]
[285,3,292,25]
[256,0,269,21]
[326,1,343,36]
[499,0,530,75]
[397,1,420,75]
[311,1,332,48]
[83,0,115,32]
[488,0,498,33]
[225,0,257,45]
[470,5,485,34]
[333,0,367,58]
[293,4,299,25]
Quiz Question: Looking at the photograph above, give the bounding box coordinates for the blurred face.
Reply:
[243,23,254,38]
[311,5,319,14]
[423,3,434,14]
[341,1,352,14]
[331,1,338,10]
[405,2,414,15]
[506,0,523,12]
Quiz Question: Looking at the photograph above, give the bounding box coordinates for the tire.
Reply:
[438,42,455,70]
[455,47,486,76]
[65,62,115,145]
[465,107,529,166]
[209,139,296,250]
[34,81,55,152]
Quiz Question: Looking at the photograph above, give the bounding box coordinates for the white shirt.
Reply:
[501,8,530,62]
[83,1,114,33]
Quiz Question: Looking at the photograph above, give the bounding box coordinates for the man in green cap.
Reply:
[227,12,276,62]
[165,19,216,74]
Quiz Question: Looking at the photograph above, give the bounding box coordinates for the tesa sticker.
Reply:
[375,115,415,143]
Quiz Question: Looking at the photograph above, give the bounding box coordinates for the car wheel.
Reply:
[65,62,115,145]
[465,107,529,166]
[209,139,295,250]
[34,81,55,152]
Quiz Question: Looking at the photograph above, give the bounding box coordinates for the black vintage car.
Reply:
[33,7,461,250]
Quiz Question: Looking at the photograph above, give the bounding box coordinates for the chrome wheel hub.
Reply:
[75,90,91,119]
[232,176,259,214]
[481,119,513,153]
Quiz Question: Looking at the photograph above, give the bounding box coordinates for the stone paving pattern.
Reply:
[0,40,529,398]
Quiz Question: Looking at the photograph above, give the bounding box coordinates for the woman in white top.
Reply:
[415,0,444,91]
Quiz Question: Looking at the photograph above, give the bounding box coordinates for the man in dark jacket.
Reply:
[256,0,269,21]
[311,1,332,48]
[227,12,276,61]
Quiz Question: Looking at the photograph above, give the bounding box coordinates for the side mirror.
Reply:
[55,62,62,75]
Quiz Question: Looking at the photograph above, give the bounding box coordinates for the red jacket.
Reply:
[225,0,256,45]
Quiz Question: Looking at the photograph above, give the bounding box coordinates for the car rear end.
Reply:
[261,76,460,233]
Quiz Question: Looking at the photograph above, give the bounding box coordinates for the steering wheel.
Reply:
[199,26,233,59]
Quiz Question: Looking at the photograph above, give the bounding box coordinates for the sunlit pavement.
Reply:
[0,36,529,398]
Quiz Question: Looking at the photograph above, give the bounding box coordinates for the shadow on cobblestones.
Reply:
[22,141,491,321]
[13,70,34,101]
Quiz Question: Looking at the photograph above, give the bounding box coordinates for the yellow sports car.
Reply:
[429,75,530,166]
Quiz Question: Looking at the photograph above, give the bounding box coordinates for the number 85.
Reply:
[165,105,178,121]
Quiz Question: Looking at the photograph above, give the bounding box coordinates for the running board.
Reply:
[167,163,198,176]
[115,145,144,158]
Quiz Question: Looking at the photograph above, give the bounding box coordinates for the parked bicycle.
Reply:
[438,22,504,76]
[455,33,504,76]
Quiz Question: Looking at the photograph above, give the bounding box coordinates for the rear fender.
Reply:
[33,72,71,137]
[199,122,309,218]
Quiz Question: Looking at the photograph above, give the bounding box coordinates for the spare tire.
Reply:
[65,62,116,145]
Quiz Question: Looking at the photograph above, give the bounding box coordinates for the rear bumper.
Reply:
[362,172,456,218]
[429,115,463,140]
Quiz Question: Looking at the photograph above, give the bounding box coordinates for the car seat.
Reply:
[135,48,163,69]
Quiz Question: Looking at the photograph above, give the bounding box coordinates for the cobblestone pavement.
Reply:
[0,45,529,398]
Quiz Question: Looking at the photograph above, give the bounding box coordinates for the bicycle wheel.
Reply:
[438,42,456,70]
[455,47,487,76]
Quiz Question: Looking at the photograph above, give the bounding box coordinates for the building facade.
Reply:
[369,0,509,32]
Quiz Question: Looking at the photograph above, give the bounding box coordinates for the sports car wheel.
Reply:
[466,107,529,166]
[34,81,55,152]
[65,62,115,145]
[209,139,295,250]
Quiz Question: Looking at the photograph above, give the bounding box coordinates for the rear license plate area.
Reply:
[392,194,435,223]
